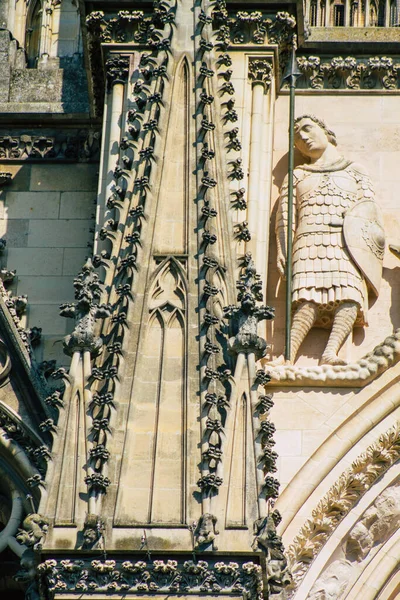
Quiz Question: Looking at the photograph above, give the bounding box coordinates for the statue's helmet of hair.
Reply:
[294,114,337,147]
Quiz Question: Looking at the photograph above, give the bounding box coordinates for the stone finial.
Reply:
[223,253,275,359]
[60,258,112,357]
[248,58,273,91]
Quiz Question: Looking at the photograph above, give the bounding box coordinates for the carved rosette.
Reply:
[248,58,273,91]
[105,54,130,90]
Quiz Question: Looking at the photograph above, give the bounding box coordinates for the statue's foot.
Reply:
[320,353,347,366]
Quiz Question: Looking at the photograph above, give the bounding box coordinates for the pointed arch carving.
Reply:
[114,257,188,526]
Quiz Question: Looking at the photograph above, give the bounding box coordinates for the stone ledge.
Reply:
[265,329,400,387]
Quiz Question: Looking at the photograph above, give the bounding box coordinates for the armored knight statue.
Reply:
[276,115,385,365]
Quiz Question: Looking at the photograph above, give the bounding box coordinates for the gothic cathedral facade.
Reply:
[0,1,400,599]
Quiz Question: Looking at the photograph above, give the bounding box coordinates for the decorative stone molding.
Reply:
[0,403,50,477]
[287,421,400,589]
[212,4,296,49]
[295,55,400,90]
[37,557,263,598]
[86,6,172,45]
[0,279,32,353]
[266,328,400,387]
[248,58,273,91]
[0,131,101,162]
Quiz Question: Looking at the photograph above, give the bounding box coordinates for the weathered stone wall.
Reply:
[0,162,97,365]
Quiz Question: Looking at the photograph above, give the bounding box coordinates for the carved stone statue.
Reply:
[193,513,219,551]
[252,511,292,594]
[276,115,385,364]
[16,513,50,550]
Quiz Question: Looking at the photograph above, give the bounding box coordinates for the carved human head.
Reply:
[294,115,337,159]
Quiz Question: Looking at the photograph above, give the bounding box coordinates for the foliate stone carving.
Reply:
[105,54,130,89]
[37,558,263,598]
[60,258,112,357]
[248,58,273,91]
[308,483,400,599]
[193,513,219,551]
[223,253,274,359]
[86,4,174,44]
[275,115,384,366]
[287,421,400,588]
[0,131,101,162]
[252,511,293,595]
[296,55,400,90]
[212,4,296,49]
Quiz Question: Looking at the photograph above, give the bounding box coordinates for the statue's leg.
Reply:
[321,302,358,365]
[290,301,318,363]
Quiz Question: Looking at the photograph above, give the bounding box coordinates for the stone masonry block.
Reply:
[0,219,28,246]
[27,304,67,335]
[5,191,60,219]
[62,247,89,276]
[27,219,91,247]
[16,276,74,304]
[60,191,95,219]
[30,164,98,192]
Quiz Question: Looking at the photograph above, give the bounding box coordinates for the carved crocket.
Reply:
[276,115,385,365]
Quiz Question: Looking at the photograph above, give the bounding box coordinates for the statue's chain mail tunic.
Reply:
[276,158,374,327]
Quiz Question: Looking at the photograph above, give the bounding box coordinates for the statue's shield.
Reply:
[343,199,385,296]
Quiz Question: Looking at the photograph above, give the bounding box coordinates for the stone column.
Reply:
[365,0,371,25]
[385,0,391,25]
[325,0,331,26]
[345,0,351,24]
[94,54,129,255]
[247,57,274,295]
[39,0,52,60]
